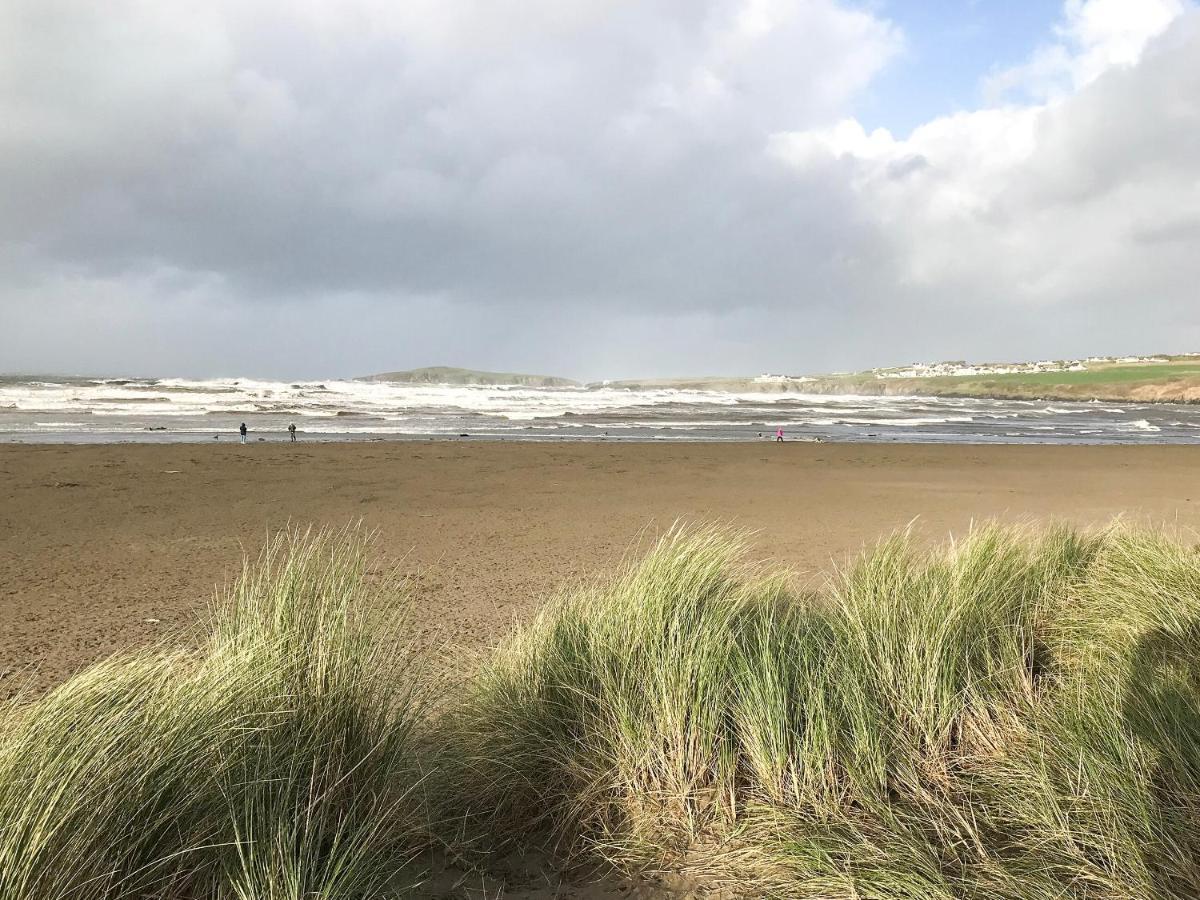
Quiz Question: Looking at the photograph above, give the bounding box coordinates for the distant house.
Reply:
[874,357,1101,380]
[754,374,815,384]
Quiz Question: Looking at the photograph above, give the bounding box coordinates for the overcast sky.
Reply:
[2,0,1198,380]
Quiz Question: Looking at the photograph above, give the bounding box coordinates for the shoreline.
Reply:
[1,431,1198,446]
[8,379,1200,446]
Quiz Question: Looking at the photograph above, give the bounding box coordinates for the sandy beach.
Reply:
[3,440,1200,694]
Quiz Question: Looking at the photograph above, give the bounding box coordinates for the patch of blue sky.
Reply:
[854,0,1063,136]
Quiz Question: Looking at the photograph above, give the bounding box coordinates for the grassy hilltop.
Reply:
[605,355,1200,403]
[7,524,1200,897]
[806,356,1200,402]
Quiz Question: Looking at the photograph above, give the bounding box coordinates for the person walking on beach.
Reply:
[776,427,784,442]
[288,423,297,442]
[239,422,248,444]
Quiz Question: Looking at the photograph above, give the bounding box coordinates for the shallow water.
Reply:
[1,375,1197,444]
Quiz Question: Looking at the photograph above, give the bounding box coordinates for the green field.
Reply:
[601,357,1200,402]
[794,358,1200,402]
[936,363,1200,386]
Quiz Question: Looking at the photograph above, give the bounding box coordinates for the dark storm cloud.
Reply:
[1,0,1198,379]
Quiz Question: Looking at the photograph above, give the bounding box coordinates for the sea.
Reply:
[1,375,1197,445]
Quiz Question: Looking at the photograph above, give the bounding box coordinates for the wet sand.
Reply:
[3,440,1200,695]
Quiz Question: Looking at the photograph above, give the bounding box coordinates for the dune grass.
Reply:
[5,523,1200,898]
[457,524,1200,898]
[0,528,432,900]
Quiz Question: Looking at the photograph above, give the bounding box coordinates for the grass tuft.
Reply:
[0,527,431,900]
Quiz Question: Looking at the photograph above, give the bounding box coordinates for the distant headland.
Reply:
[603,354,1200,403]
[365,354,1200,404]
[360,366,579,388]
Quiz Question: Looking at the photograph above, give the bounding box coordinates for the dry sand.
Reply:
[4,440,1200,694]
[3,439,1200,897]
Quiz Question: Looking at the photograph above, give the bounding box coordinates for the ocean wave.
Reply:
[1,376,1197,444]
[1039,406,1093,415]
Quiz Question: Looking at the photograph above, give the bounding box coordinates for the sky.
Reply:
[1,0,1198,380]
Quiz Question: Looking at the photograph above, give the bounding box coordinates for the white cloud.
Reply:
[772,1,1200,310]
[0,0,1198,378]
[985,0,1186,100]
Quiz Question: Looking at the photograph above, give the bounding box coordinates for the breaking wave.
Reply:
[1,377,1198,444]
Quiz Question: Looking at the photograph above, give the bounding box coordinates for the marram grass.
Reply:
[456,523,1200,898]
[5,523,1200,898]
[0,527,432,900]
